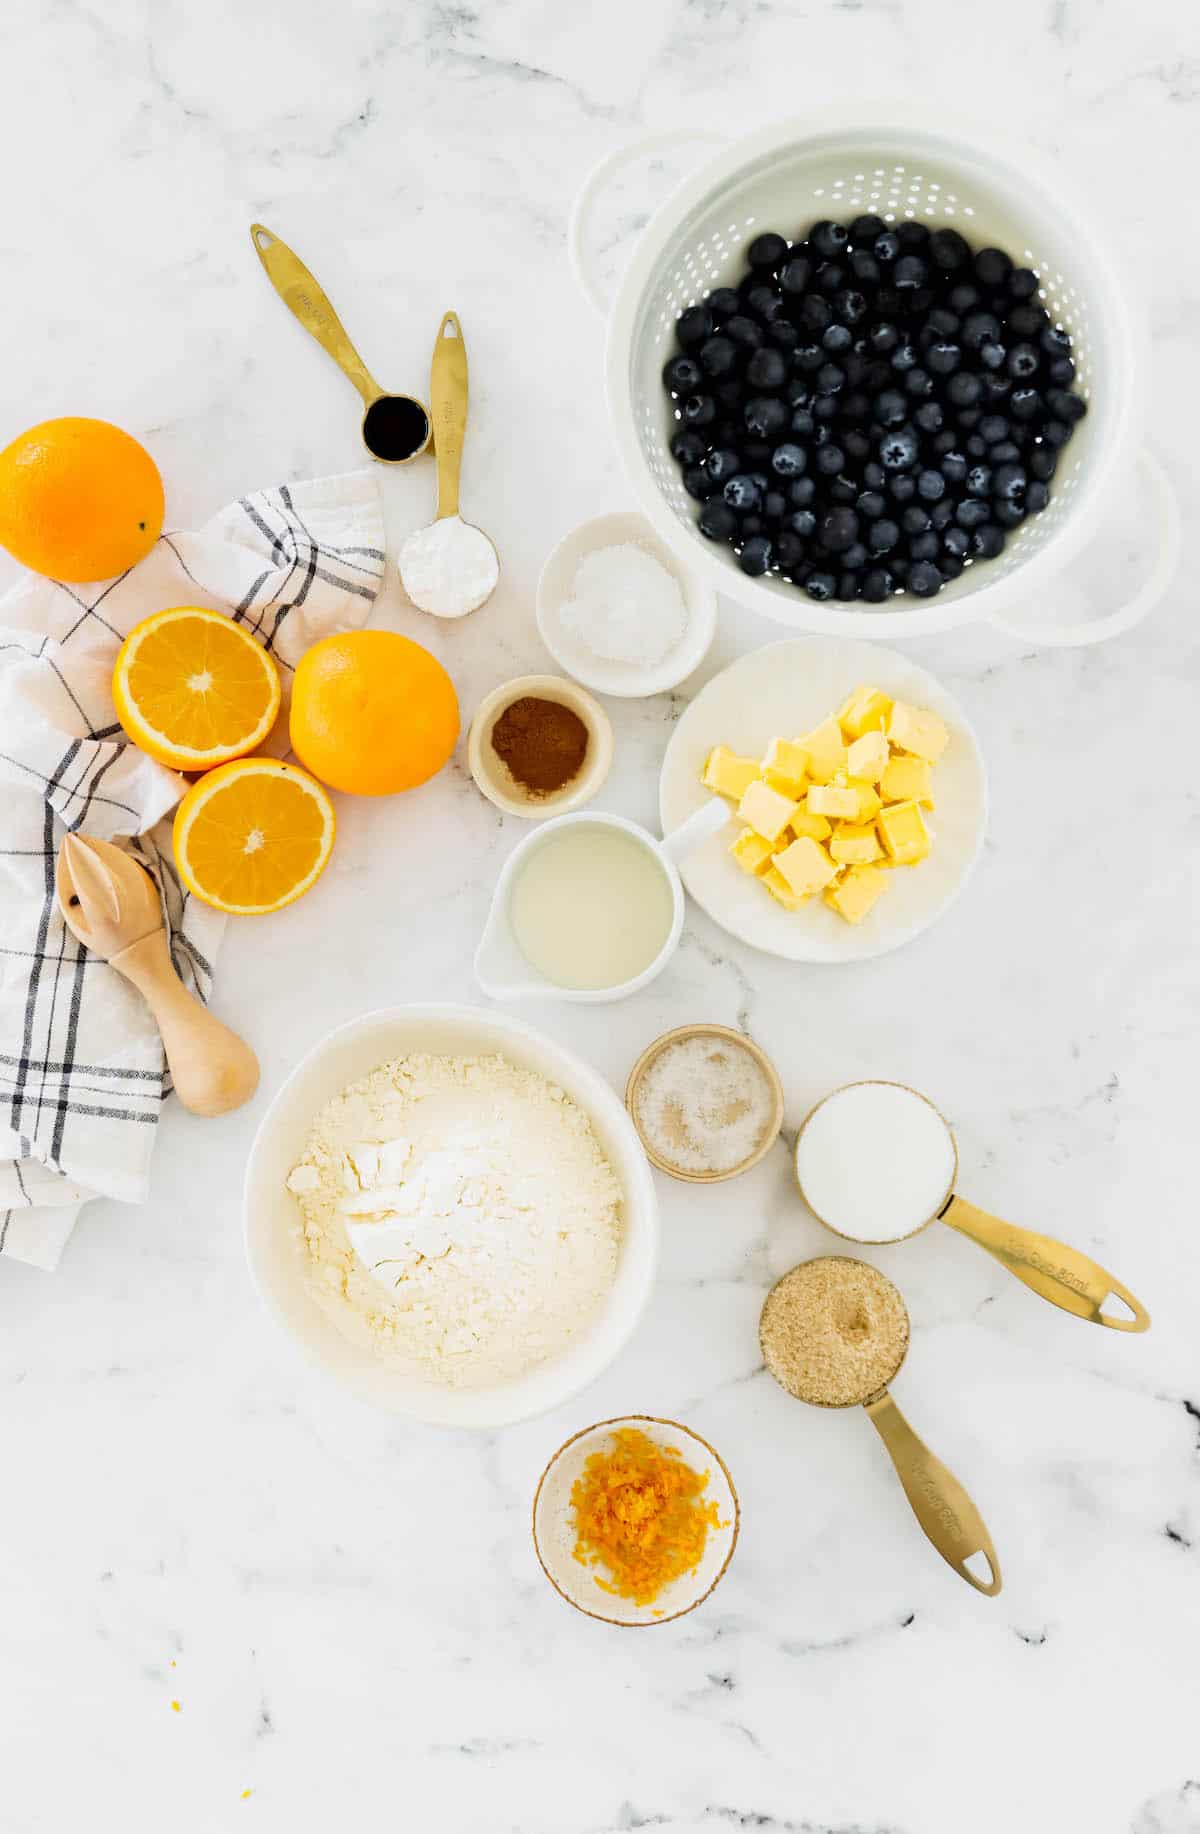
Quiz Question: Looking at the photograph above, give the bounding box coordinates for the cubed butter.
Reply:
[788,804,832,842]
[825,864,889,924]
[880,754,934,807]
[829,822,883,865]
[772,834,838,897]
[887,701,949,762]
[847,780,882,823]
[762,866,809,910]
[729,829,774,876]
[877,798,931,865]
[760,738,809,797]
[845,730,889,783]
[793,717,847,784]
[703,746,762,801]
[807,783,860,819]
[837,685,893,739]
[737,779,800,843]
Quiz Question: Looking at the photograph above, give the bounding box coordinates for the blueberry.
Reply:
[1008,304,1049,339]
[705,287,741,321]
[926,341,962,377]
[989,440,1021,465]
[815,262,847,297]
[932,430,958,455]
[698,498,738,541]
[870,321,901,354]
[863,461,886,489]
[835,572,862,602]
[874,388,908,428]
[768,319,800,351]
[917,468,946,502]
[868,517,900,554]
[963,311,1002,350]
[789,508,818,538]
[713,381,744,413]
[910,531,940,561]
[682,393,716,426]
[849,249,881,286]
[914,400,945,434]
[942,525,970,558]
[930,498,956,529]
[836,289,869,325]
[889,473,917,503]
[994,499,1026,528]
[1040,325,1072,357]
[974,246,1013,290]
[820,507,860,552]
[811,219,849,260]
[1048,356,1076,386]
[891,557,910,583]
[748,231,789,269]
[991,461,1027,502]
[738,534,774,575]
[908,560,943,596]
[816,442,846,476]
[940,554,965,581]
[850,213,886,243]
[789,476,817,507]
[948,282,982,314]
[705,447,741,483]
[965,464,992,497]
[726,314,765,351]
[794,342,825,373]
[842,542,868,571]
[764,443,802,481]
[740,514,764,536]
[722,473,762,512]
[805,571,837,600]
[790,408,816,438]
[1026,479,1050,513]
[746,346,788,390]
[745,285,785,323]
[900,504,930,535]
[979,340,1007,372]
[1047,388,1087,423]
[699,335,739,377]
[814,362,844,396]
[682,465,713,501]
[829,477,859,505]
[843,430,872,466]
[957,405,982,429]
[940,450,968,484]
[897,221,931,250]
[841,394,872,427]
[675,306,713,349]
[904,368,934,398]
[856,490,885,520]
[1029,445,1058,481]
[879,425,919,470]
[955,497,990,529]
[946,371,984,408]
[763,489,787,523]
[1043,418,1073,448]
[1008,266,1039,299]
[983,374,1013,402]
[799,296,833,334]
[929,227,971,270]
[1009,387,1042,421]
[979,414,1010,445]
[861,567,894,602]
[972,525,1006,558]
[928,307,961,338]
[1007,342,1040,380]
[966,434,988,459]
[874,229,900,263]
[780,256,813,295]
[670,427,709,465]
[743,396,789,438]
[890,341,918,372]
[822,323,853,354]
[663,354,704,394]
[770,531,805,571]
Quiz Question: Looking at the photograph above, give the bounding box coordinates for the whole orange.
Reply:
[0,417,164,582]
[290,630,459,796]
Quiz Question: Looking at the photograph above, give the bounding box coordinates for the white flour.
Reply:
[397,515,499,618]
[286,1053,622,1388]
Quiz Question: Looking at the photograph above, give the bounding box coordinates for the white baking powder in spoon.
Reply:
[795,1082,957,1243]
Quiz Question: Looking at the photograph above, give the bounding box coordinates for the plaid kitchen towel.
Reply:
[0,469,385,1270]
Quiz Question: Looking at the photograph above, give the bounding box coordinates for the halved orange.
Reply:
[173,757,335,915]
[113,606,281,772]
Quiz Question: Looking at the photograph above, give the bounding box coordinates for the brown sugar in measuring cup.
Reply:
[760,1257,1001,1595]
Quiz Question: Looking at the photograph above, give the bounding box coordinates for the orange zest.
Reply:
[113,606,281,772]
[173,756,335,916]
[569,1426,722,1606]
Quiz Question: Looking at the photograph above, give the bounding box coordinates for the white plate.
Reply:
[659,637,987,964]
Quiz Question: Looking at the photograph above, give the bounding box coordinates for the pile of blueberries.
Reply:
[662,217,1087,602]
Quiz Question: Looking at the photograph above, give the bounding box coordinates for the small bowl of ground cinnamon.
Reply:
[468,673,614,819]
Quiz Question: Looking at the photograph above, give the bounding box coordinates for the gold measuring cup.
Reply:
[795,1081,1149,1332]
[760,1257,1001,1596]
[250,224,431,463]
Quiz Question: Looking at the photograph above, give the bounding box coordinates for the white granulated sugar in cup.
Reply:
[795,1082,957,1243]
[558,543,687,667]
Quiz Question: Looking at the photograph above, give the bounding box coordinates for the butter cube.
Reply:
[772,834,838,897]
[846,730,889,783]
[737,779,800,844]
[788,804,832,843]
[703,746,762,801]
[825,864,889,924]
[877,799,931,865]
[880,755,935,807]
[847,780,882,823]
[729,829,774,876]
[837,686,893,739]
[888,701,949,762]
[807,783,860,819]
[760,738,810,798]
[830,822,883,865]
[794,717,847,784]
[762,866,808,910]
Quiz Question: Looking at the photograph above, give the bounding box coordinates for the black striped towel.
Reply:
[0,470,385,1269]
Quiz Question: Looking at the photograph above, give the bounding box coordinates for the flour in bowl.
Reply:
[286,1053,623,1388]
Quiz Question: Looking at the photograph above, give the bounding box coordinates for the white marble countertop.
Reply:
[1,3,1197,1830]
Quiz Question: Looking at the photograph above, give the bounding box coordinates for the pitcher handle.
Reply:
[661,796,730,865]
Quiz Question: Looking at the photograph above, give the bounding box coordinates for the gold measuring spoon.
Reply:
[398,312,499,618]
[795,1081,1149,1332]
[250,223,431,464]
[761,1257,1002,1596]
[57,834,259,1117]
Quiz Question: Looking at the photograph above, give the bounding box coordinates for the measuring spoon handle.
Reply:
[864,1390,1002,1596]
[941,1195,1150,1332]
[250,224,380,406]
[431,311,467,519]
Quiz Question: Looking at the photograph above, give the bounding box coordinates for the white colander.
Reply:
[569,112,1178,646]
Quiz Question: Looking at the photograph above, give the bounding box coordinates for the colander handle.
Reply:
[568,131,722,317]
[985,449,1179,647]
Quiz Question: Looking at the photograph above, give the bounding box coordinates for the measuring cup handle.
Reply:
[984,448,1179,647]
[661,796,730,864]
[864,1391,1001,1596]
[940,1195,1150,1331]
[568,131,725,318]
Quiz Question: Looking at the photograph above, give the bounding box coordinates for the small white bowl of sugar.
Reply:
[536,510,716,698]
